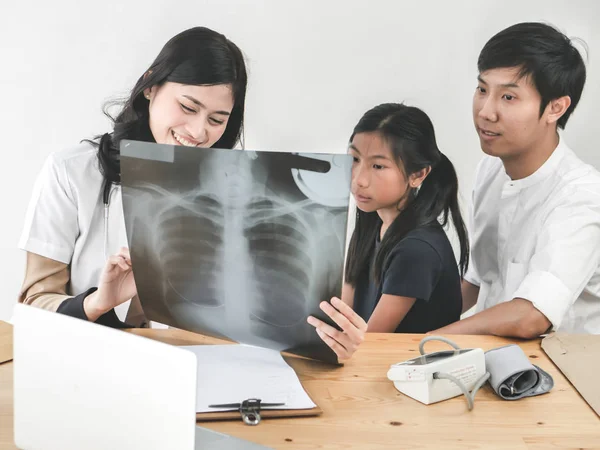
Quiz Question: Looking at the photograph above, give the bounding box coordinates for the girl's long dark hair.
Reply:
[87,26,248,189]
[345,103,469,285]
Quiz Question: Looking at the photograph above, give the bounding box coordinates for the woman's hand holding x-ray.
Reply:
[307,297,367,360]
[84,247,137,321]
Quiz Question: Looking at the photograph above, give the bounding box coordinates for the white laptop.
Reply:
[12,303,270,450]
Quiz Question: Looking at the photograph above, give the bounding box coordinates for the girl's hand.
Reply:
[307,297,367,361]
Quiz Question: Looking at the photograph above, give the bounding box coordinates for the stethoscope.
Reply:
[102,179,116,261]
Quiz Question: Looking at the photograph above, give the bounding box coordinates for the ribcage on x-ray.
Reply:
[244,198,314,328]
[155,194,224,307]
[151,189,319,334]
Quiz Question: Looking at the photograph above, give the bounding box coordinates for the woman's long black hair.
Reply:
[87,26,247,194]
[345,103,469,285]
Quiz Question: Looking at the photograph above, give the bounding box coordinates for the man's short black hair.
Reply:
[478,22,586,129]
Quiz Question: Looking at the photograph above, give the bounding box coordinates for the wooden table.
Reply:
[1,327,599,449]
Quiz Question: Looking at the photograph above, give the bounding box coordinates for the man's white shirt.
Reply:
[465,138,600,333]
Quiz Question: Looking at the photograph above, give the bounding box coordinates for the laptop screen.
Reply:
[120,140,352,363]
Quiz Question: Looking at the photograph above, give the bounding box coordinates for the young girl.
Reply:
[308,103,468,345]
[18,27,249,328]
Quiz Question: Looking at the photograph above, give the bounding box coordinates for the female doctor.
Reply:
[18,26,365,360]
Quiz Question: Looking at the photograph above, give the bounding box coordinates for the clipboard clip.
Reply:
[208,398,286,425]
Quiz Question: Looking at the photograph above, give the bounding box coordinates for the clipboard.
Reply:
[0,320,13,364]
[542,332,600,417]
[183,344,323,425]
[195,395,323,424]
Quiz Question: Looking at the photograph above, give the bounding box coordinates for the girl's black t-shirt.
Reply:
[353,224,462,333]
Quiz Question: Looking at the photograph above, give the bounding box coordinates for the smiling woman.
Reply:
[146,83,235,148]
[17,26,248,328]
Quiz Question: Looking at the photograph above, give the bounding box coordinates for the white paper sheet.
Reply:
[180,345,316,413]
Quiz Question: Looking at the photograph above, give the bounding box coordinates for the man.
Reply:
[435,22,600,337]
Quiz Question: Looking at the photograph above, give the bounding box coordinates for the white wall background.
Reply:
[1,0,598,321]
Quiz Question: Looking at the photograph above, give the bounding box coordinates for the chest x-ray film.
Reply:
[120,140,352,363]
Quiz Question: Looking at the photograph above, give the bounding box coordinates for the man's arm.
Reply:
[433,297,551,338]
[441,186,600,338]
[461,279,480,314]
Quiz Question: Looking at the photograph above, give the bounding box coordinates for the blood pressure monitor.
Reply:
[387,347,487,405]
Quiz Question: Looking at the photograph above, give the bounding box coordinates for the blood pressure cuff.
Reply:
[484,344,554,400]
